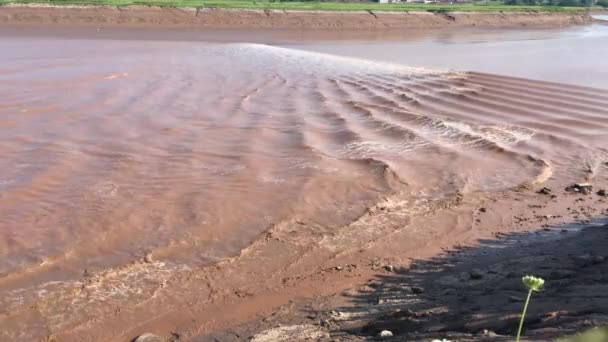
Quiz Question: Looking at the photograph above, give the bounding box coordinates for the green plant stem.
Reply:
[516,289,533,342]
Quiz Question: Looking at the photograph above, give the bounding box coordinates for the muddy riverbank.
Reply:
[0,4,593,29]
[236,219,608,342]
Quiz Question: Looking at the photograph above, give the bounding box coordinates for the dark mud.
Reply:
[234,219,608,342]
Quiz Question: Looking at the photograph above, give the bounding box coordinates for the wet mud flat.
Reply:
[229,219,608,342]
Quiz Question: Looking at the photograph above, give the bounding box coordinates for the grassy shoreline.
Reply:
[0,0,589,12]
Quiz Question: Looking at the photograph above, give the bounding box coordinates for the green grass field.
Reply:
[0,0,588,12]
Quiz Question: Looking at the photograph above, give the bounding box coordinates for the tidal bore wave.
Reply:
[1,41,607,340]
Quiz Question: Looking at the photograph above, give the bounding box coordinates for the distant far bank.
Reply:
[0,0,599,13]
[0,3,594,29]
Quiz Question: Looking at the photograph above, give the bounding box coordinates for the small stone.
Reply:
[441,288,455,295]
[411,286,424,294]
[538,187,552,195]
[368,281,382,288]
[143,253,153,263]
[597,189,607,197]
[566,183,593,195]
[470,269,483,280]
[377,330,394,339]
[565,185,579,192]
[573,254,592,267]
[384,265,395,273]
[479,329,498,337]
[509,295,523,302]
[335,266,343,271]
[342,288,359,296]
[541,311,560,321]
[134,333,163,342]
[392,309,415,318]
[330,310,345,319]
[420,309,435,317]
[479,207,487,213]
[169,331,181,341]
[592,255,605,264]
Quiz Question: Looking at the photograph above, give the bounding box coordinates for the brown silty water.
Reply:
[1,35,608,340]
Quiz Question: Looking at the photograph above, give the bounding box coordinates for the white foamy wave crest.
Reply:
[479,124,535,145]
[222,43,458,79]
[338,140,428,159]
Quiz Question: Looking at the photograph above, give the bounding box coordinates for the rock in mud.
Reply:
[573,254,593,267]
[368,281,383,288]
[330,310,346,319]
[469,269,484,279]
[377,330,394,339]
[479,329,498,337]
[411,286,424,294]
[384,265,395,272]
[538,187,552,195]
[251,325,329,342]
[143,253,153,263]
[592,255,605,264]
[597,189,607,197]
[565,183,593,195]
[392,309,416,318]
[134,333,163,342]
[508,295,523,302]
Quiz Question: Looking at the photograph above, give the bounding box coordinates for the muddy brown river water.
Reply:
[1,23,608,340]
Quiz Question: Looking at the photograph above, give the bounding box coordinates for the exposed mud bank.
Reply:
[0,4,593,29]
[225,221,608,342]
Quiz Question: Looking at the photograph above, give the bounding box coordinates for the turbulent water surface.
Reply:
[284,21,608,89]
[1,27,608,339]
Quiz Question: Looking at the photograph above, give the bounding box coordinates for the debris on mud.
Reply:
[538,187,552,195]
[565,183,593,195]
[133,333,163,342]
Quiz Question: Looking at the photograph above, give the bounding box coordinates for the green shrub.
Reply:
[557,0,581,6]
[597,0,608,7]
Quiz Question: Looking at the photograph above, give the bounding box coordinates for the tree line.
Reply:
[504,0,607,6]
